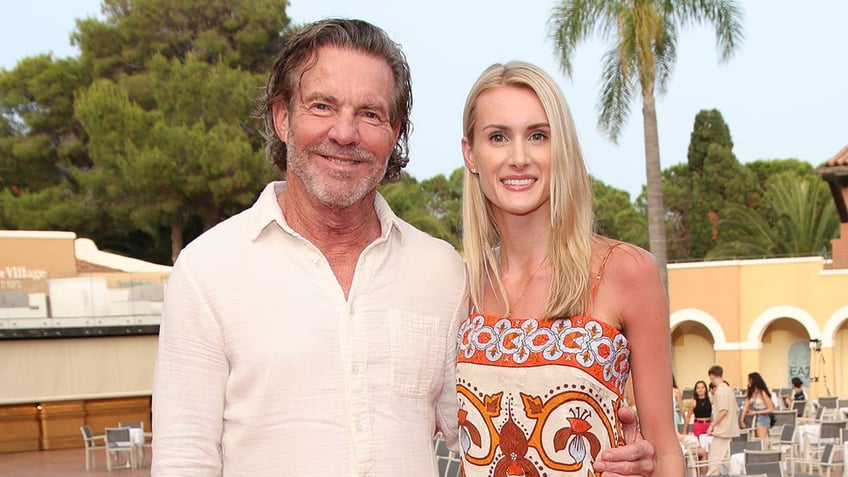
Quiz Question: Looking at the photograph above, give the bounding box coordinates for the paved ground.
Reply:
[0,447,151,477]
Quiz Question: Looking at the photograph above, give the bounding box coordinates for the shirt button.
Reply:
[352,365,359,375]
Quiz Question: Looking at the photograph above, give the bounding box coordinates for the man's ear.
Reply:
[272,101,289,143]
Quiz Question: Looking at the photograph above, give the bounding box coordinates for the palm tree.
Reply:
[706,173,839,259]
[549,0,743,287]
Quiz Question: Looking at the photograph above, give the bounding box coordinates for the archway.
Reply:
[758,318,810,395]
[671,320,715,391]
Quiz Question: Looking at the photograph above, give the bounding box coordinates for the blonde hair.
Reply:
[461,61,594,318]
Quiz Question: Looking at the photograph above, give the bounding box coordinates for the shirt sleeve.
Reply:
[152,254,227,476]
[435,275,469,453]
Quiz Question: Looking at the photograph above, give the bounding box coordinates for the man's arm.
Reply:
[152,257,227,475]
[592,407,655,477]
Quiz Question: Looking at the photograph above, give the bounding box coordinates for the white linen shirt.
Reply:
[152,181,467,476]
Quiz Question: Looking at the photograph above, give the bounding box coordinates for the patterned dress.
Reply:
[456,249,630,477]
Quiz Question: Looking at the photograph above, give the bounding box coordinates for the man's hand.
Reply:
[593,407,655,477]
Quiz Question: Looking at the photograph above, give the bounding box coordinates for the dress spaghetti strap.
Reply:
[586,242,624,315]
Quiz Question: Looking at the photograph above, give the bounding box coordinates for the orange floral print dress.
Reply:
[456,249,629,477]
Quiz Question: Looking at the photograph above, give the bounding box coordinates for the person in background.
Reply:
[706,365,740,475]
[683,380,712,438]
[782,376,807,408]
[673,375,685,429]
[455,60,683,477]
[739,371,775,439]
[152,18,657,476]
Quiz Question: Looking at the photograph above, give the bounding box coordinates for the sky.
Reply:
[2,1,847,199]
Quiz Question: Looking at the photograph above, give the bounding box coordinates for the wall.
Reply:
[0,335,158,404]
[669,256,848,398]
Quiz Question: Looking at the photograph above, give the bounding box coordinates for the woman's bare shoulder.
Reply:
[592,235,658,279]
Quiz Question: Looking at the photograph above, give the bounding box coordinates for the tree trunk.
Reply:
[170,223,184,265]
[641,91,669,290]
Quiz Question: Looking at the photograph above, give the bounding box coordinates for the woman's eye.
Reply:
[489,133,506,143]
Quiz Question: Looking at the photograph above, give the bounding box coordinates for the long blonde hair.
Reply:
[461,61,594,318]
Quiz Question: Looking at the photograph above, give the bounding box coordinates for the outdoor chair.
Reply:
[793,400,809,419]
[744,449,783,476]
[433,433,461,477]
[79,425,106,470]
[817,397,839,421]
[788,441,843,477]
[774,410,798,428]
[104,426,135,471]
[118,421,152,468]
[769,424,799,460]
[732,438,763,455]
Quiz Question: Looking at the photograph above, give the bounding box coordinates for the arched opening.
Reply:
[671,320,715,390]
[758,318,810,393]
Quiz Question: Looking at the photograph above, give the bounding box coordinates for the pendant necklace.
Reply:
[504,257,548,318]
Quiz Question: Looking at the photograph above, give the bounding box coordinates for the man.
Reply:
[152,18,655,476]
[706,365,740,475]
[782,376,807,408]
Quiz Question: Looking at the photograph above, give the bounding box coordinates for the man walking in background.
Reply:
[706,365,740,475]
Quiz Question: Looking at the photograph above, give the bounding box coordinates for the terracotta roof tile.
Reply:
[826,144,848,167]
[76,259,121,273]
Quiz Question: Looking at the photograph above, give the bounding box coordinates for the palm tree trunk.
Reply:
[641,91,669,289]
[170,223,184,265]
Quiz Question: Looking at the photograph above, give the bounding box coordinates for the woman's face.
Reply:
[695,382,707,397]
[462,85,552,220]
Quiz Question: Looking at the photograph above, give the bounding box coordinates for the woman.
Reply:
[673,376,684,429]
[739,372,775,438]
[455,61,683,476]
[683,380,712,437]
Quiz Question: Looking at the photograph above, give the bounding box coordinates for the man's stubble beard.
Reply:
[285,132,388,209]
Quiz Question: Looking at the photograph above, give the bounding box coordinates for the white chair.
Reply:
[79,425,106,470]
[104,426,135,470]
[119,421,152,468]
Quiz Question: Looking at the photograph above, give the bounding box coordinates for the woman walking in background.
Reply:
[739,372,774,438]
[673,376,685,429]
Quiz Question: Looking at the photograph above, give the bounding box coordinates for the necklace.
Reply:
[504,257,548,318]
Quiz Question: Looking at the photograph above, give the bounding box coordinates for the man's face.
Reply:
[273,46,400,208]
[708,374,719,387]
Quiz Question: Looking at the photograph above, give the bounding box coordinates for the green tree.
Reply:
[686,109,757,258]
[73,0,290,78]
[707,173,839,259]
[592,177,647,248]
[661,163,692,261]
[379,173,458,248]
[74,54,275,264]
[549,0,743,287]
[746,158,816,192]
[420,168,464,246]
[0,55,90,192]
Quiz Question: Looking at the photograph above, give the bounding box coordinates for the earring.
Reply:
[470,169,478,174]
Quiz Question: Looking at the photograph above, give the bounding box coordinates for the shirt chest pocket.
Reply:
[390,310,446,399]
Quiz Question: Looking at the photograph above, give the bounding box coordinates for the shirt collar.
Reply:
[248,181,405,243]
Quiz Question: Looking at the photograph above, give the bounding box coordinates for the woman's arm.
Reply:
[602,244,685,476]
[739,398,751,426]
[682,398,694,433]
